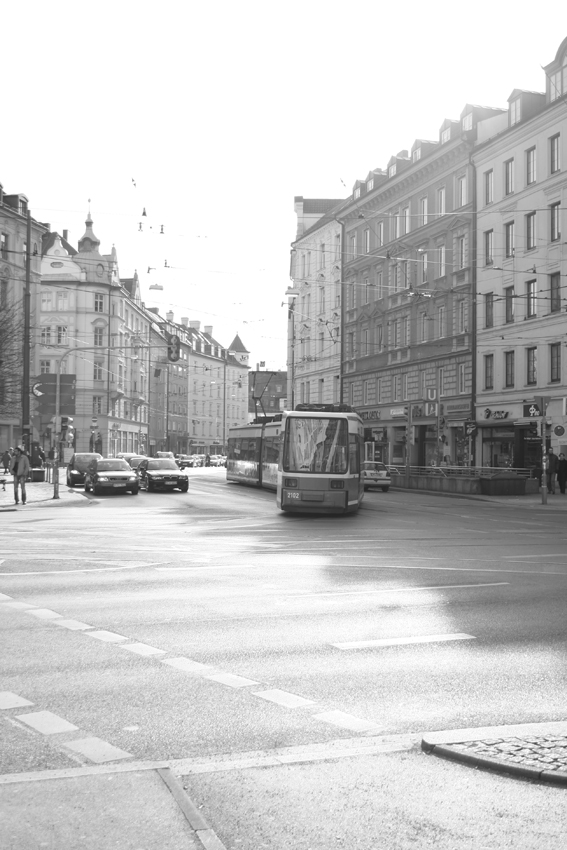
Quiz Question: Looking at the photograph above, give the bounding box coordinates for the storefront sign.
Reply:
[483,409,509,420]
[444,401,471,417]
[523,403,542,417]
[390,407,408,418]
[360,409,381,421]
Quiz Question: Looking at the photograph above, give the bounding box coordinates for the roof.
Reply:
[293,198,350,243]
[228,333,248,353]
[42,231,77,257]
[302,199,344,214]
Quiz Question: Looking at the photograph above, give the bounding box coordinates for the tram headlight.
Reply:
[330,480,345,489]
[285,478,298,488]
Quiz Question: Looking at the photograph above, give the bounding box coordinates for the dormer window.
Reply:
[462,113,473,131]
[412,148,421,162]
[441,128,451,144]
[550,69,562,101]
[388,164,397,178]
[354,187,361,199]
[510,99,521,125]
[367,178,374,191]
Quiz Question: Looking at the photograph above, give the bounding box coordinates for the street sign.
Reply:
[426,388,437,401]
[554,425,565,437]
[32,374,76,416]
[425,402,438,417]
[31,382,44,397]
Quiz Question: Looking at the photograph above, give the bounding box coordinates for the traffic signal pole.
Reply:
[22,212,32,452]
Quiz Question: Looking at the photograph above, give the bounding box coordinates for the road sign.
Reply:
[426,388,437,401]
[31,382,44,397]
[33,374,76,415]
[425,402,438,417]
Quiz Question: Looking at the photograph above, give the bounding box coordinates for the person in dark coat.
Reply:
[557,453,567,494]
[546,448,559,494]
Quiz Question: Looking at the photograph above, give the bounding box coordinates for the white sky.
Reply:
[3,2,566,370]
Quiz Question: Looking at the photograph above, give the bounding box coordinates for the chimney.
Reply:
[180,317,188,326]
[189,320,200,330]
[166,311,174,322]
[62,229,68,242]
[204,325,213,336]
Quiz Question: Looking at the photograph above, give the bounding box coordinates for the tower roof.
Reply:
[228,333,248,353]
[77,212,101,255]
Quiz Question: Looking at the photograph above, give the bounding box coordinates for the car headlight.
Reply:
[128,476,136,481]
[98,476,109,482]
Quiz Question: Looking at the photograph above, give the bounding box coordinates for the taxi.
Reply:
[362,460,391,492]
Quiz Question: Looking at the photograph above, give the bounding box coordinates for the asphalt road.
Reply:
[1,469,566,848]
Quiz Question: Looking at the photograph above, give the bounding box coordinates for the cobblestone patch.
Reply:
[452,735,567,774]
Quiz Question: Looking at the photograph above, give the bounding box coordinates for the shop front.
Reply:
[476,405,546,470]
[443,400,472,467]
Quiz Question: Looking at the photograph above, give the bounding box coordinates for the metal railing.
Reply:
[393,465,535,479]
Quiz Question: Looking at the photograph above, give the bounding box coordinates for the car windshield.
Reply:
[97,460,131,471]
[364,462,387,471]
[283,417,348,474]
[74,455,100,470]
[147,460,178,470]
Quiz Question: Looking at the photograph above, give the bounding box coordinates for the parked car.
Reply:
[66,452,103,487]
[175,454,192,469]
[362,461,391,492]
[84,458,139,495]
[117,452,145,464]
[209,454,227,467]
[156,451,175,460]
[137,458,189,492]
[192,454,206,467]
[127,455,147,472]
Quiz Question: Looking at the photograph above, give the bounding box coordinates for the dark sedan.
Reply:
[84,458,139,495]
[66,452,103,487]
[137,458,189,492]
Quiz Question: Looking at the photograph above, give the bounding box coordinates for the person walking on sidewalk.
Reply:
[557,453,567,494]
[546,448,559,494]
[10,447,30,505]
[2,448,11,474]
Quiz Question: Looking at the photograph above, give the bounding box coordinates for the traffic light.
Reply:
[167,334,181,362]
[61,416,74,444]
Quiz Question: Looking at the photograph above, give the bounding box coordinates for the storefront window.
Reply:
[481,427,515,468]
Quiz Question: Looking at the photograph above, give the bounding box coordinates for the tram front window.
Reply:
[283,418,348,474]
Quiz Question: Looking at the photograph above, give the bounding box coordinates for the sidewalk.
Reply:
[422,721,567,786]
[0,470,85,511]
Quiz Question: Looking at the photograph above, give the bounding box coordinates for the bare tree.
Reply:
[0,297,25,418]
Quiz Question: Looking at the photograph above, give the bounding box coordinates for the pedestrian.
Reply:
[546,448,559,494]
[205,454,210,467]
[557,453,567,494]
[10,446,30,505]
[2,448,11,474]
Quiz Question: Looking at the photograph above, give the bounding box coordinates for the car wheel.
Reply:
[381,487,390,492]
[67,476,74,487]
[84,480,91,493]
[131,486,139,495]
[147,481,154,492]
[180,483,189,492]
[93,486,101,496]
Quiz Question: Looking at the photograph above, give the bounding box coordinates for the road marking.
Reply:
[55,619,94,631]
[312,710,382,733]
[26,608,63,619]
[0,601,36,610]
[16,711,79,735]
[85,630,128,643]
[0,692,34,710]
[285,582,509,599]
[161,657,214,674]
[64,737,133,763]
[0,592,12,600]
[332,632,476,650]
[0,562,159,576]
[253,689,315,709]
[120,642,166,657]
[204,672,259,688]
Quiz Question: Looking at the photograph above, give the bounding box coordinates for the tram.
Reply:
[226,419,281,490]
[277,403,364,514]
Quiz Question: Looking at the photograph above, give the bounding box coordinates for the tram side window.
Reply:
[262,436,280,465]
[242,438,260,462]
[349,434,361,474]
[228,438,241,460]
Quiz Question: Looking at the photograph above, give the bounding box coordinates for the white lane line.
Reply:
[161,657,214,674]
[120,642,166,657]
[253,689,315,709]
[0,692,34,710]
[55,619,94,631]
[1,601,37,610]
[0,592,12,600]
[0,563,159,576]
[85,630,128,643]
[204,672,259,688]
[16,711,79,735]
[285,582,509,599]
[332,632,476,650]
[26,609,63,620]
[313,710,382,733]
[64,737,133,763]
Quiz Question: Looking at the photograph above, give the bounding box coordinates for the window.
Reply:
[437,245,445,277]
[57,326,68,345]
[458,363,466,394]
[419,312,427,342]
[458,300,466,333]
[93,395,103,414]
[420,251,428,284]
[484,230,493,265]
[484,170,493,205]
[94,360,104,381]
[485,293,494,328]
[438,305,446,338]
[56,291,68,311]
[94,293,104,313]
[419,371,427,398]
[306,251,311,274]
[439,367,446,397]
[376,378,383,404]
[550,202,561,242]
[376,324,383,352]
[320,286,326,312]
[510,98,521,125]
[505,351,515,388]
[505,286,515,323]
[334,233,341,260]
[347,332,354,359]
[40,360,51,374]
[41,291,52,310]
[550,343,561,383]
[388,164,397,178]
[377,222,384,247]
[402,374,409,400]
[41,326,52,345]
[505,159,514,195]
[526,280,537,318]
[0,233,7,259]
[403,315,410,346]
[462,113,473,131]
[364,229,370,254]
[526,212,536,250]
[393,319,400,348]
[402,207,410,235]
[437,187,445,216]
[484,354,494,390]
[550,69,563,101]
[362,329,369,356]
[393,375,401,401]
[550,134,560,174]
[526,147,536,185]
[367,178,374,192]
[364,278,370,304]
[413,148,421,162]
[363,380,371,405]
[419,196,428,226]
[376,271,383,299]
[349,235,356,259]
[456,175,467,207]
[505,221,515,258]
[550,272,561,313]
[527,347,537,385]
[457,236,465,269]
[441,127,451,144]
[1,279,8,308]
[92,327,104,348]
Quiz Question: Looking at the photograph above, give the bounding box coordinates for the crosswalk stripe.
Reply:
[313,710,382,733]
[55,619,94,631]
[64,737,133,763]
[85,630,128,643]
[16,711,78,735]
[0,692,34,710]
[26,609,63,620]
[120,643,166,657]
[161,657,213,674]
[204,672,259,688]
[253,689,315,709]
